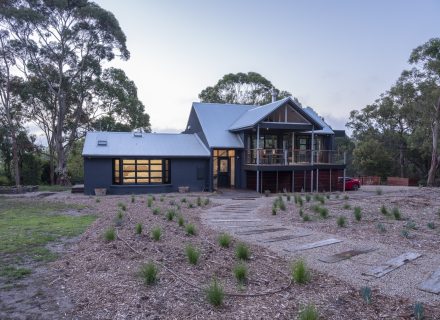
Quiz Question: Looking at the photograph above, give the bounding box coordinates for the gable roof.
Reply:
[303,107,334,135]
[192,102,252,148]
[82,132,210,157]
[228,97,323,131]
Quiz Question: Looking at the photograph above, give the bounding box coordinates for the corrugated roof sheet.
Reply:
[192,102,252,148]
[82,132,210,157]
[303,107,334,135]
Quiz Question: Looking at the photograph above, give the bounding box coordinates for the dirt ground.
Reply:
[1,188,440,319]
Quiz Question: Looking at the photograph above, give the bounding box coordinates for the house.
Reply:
[82,96,346,195]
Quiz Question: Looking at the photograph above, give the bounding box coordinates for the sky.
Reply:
[91,0,439,134]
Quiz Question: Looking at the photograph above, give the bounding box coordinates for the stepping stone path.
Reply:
[202,197,440,303]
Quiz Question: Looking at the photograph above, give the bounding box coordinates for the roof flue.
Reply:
[271,88,277,102]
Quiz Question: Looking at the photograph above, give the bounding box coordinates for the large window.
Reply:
[113,159,170,185]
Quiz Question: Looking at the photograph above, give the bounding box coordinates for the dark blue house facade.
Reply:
[82,97,346,195]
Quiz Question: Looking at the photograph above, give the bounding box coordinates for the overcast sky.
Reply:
[90,0,438,134]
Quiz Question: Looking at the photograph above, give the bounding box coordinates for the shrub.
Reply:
[204,198,210,206]
[104,227,116,241]
[151,227,162,241]
[354,207,362,221]
[233,263,248,284]
[186,223,196,236]
[166,209,176,221]
[147,197,153,208]
[414,302,424,320]
[153,207,160,215]
[178,215,185,227]
[118,202,126,211]
[427,222,436,229]
[305,194,311,202]
[318,207,328,219]
[360,286,372,304]
[131,195,135,203]
[135,223,142,235]
[235,243,250,260]
[303,214,311,222]
[337,216,346,227]
[392,207,401,220]
[218,233,231,248]
[197,196,202,206]
[343,203,351,210]
[375,187,383,195]
[298,304,319,320]
[376,223,386,233]
[380,204,388,215]
[185,244,200,265]
[206,278,224,307]
[140,262,158,285]
[291,259,311,284]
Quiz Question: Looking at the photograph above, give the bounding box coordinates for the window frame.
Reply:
[112,158,171,185]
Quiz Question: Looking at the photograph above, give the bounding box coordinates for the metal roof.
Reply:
[82,132,211,157]
[228,97,324,131]
[303,107,334,135]
[192,102,252,148]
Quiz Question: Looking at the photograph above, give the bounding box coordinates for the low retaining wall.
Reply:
[387,177,418,186]
[0,185,39,194]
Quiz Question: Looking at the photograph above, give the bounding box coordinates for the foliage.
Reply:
[233,263,248,284]
[427,222,436,229]
[337,216,346,227]
[135,223,142,235]
[291,259,311,284]
[392,207,401,220]
[151,227,162,241]
[218,233,232,248]
[354,207,362,221]
[318,206,329,219]
[140,262,158,285]
[206,278,224,307]
[185,223,196,236]
[203,198,210,206]
[185,244,200,265]
[360,286,372,304]
[166,209,176,221]
[104,227,116,241]
[343,203,351,210]
[152,207,160,215]
[147,197,153,208]
[302,214,311,222]
[413,302,425,320]
[198,72,291,105]
[177,215,185,227]
[235,243,250,260]
[376,223,387,233]
[298,304,319,320]
[380,205,388,215]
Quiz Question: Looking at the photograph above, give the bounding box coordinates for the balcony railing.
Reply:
[245,149,345,165]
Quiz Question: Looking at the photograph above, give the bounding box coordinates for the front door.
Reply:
[217,157,230,188]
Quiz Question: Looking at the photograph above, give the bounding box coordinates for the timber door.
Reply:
[217,157,230,188]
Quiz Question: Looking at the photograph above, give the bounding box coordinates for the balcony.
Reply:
[245,149,345,166]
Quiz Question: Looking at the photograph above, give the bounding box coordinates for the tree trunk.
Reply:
[10,128,20,187]
[427,96,440,186]
[399,143,405,178]
[55,92,70,186]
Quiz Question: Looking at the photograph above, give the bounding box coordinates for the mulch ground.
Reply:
[44,193,440,319]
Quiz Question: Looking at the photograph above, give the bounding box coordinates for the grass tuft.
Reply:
[185,244,200,265]
[152,207,160,215]
[197,196,202,206]
[140,262,158,285]
[185,223,196,236]
[337,216,346,227]
[305,194,311,202]
[427,222,436,229]
[413,302,424,320]
[181,197,187,203]
[206,278,224,307]
[376,223,387,233]
[131,195,135,203]
[302,214,311,222]
[151,227,162,241]
[299,208,304,217]
[135,223,142,235]
[298,304,319,320]
[354,207,362,221]
[233,263,248,284]
[218,233,231,248]
[166,209,176,221]
[360,286,372,304]
[204,198,210,206]
[343,203,351,210]
[147,197,153,208]
[178,215,185,227]
[291,259,311,284]
[392,207,401,220]
[380,204,388,215]
[343,194,349,200]
[118,202,126,211]
[235,243,250,260]
[104,227,116,241]
[318,207,329,219]
[272,207,277,215]
[375,187,383,195]
[95,197,101,203]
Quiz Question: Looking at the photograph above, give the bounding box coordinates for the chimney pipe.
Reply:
[271,88,277,102]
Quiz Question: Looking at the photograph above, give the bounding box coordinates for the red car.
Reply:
[338,177,361,191]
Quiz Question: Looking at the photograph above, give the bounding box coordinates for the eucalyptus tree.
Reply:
[1,0,130,185]
[199,72,292,105]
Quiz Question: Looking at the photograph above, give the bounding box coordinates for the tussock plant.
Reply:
[140,262,158,285]
[337,216,346,227]
[305,194,311,202]
[160,196,164,202]
[166,209,176,221]
[354,207,362,221]
[376,223,387,233]
[413,302,424,320]
[380,204,388,215]
[147,197,153,208]
[392,207,401,220]
[117,210,124,219]
[401,229,410,238]
[326,194,330,199]
[233,263,248,284]
[131,195,135,203]
[427,222,436,229]
[135,223,142,235]
[360,286,372,304]
[188,203,195,209]
[272,207,277,215]
[197,196,202,206]
[169,199,175,206]
[235,243,250,260]
[311,204,321,213]
[335,194,340,199]
[114,212,124,226]
[405,220,417,230]
[181,197,187,203]
[343,203,351,210]
[178,215,185,227]
[118,202,126,211]
[152,207,160,215]
[291,259,311,284]
[206,278,224,307]
[218,233,231,248]
[204,198,210,206]
[95,197,101,203]
[294,194,299,204]
[298,304,319,320]
[375,187,383,195]
[151,227,162,241]
[297,196,304,207]
[286,194,291,201]
[278,199,286,211]
[185,223,196,236]
[185,244,200,265]
[104,227,116,241]
[303,214,311,222]
[343,194,349,200]
[318,207,329,219]
[299,208,304,217]
[152,195,156,201]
